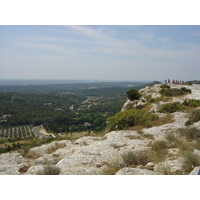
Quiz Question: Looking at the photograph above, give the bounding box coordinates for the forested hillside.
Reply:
[0,81,147,134]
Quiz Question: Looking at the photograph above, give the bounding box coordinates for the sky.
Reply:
[0,25,200,82]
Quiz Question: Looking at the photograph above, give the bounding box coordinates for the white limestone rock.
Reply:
[121,99,135,111]
[116,167,159,175]
[192,149,200,157]
[154,157,184,174]
[0,152,29,175]
[189,167,200,175]
[26,165,45,175]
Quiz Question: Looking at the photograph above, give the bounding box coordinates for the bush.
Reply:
[37,165,61,175]
[107,109,159,130]
[46,142,66,154]
[126,89,141,101]
[160,84,170,89]
[182,152,200,173]
[160,87,191,97]
[159,102,185,113]
[149,140,169,163]
[121,151,150,167]
[180,87,192,94]
[151,140,168,152]
[179,127,200,140]
[185,81,193,85]
[182,99,200,107]
[101,164,121,175]
[186,109,200,125]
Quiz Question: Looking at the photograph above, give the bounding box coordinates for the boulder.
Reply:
[26,165,45,175]
[189,167,200,175]
[193,149,200,157]
[0,152,28,175]
[116,167,159,175]
[154,157,184,174]
[121,99,135,111]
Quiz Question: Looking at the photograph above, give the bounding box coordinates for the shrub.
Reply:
[165,133,191,151]
[149,140,169,163]
[185,81,193,85]
[36,165,61,175]
[180,87,191,93]
[183,99,200,107]
[121,151,150,167]
[159,102,185,113]
[186,109,200,125]
[182,152,200,173]
[160,87,191,97]
[160,166,172,175]
[107,109,159,130]
[46,142,66,154]
[179,127,200,140]
[126,88,141,101]
[151,140,168,152]
[195,139,200,150]
[165,133,179,148]
[160,84,170,89]
[185,152,200,166]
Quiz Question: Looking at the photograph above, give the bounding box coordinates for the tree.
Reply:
[126,89,141,101]
[7,145,11,152]
[17,142,21,148]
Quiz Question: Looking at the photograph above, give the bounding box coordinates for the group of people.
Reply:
[165,79,185,85]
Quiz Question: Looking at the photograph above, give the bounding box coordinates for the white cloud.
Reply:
[136,33,154,40]
[66,25,109,41]
[158,37,171,44]
[2,25,200,81]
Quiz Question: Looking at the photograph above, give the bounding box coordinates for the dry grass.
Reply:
[126,130,154,140]
[121,151,152,167]
[159,166,172,175]
[151,114,175,127]
[142,104,154,112]
[182,152,200,173]
[178,127,200,140]
[18,145,40,159]
[20,149,41,159]
[137,130,154,140]
[195,139,200,149]
[158,166,183,175]
[36,165,61,175]
[165,129,200,174]
[129,114,174,131]
[46,142,66,154]
[101,163,121,175]
[129,125,146,131]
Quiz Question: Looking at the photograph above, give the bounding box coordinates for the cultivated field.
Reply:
[0,126,35,139]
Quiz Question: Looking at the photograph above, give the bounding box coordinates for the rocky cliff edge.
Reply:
[1,83,200,175]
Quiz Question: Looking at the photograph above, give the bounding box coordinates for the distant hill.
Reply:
[0,80,148,93]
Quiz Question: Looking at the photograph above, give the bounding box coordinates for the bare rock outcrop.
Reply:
[0,152,29,175]
[116,168,159,175]
[1,83,200,175]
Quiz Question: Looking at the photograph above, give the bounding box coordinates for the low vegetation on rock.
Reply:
[107,108,159,130]
[159,102,185,113]
[1,82,200,175]
[160,86,191,97]
[186,109,200,125]
[126,88,141,101]
[36,165,61,175]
